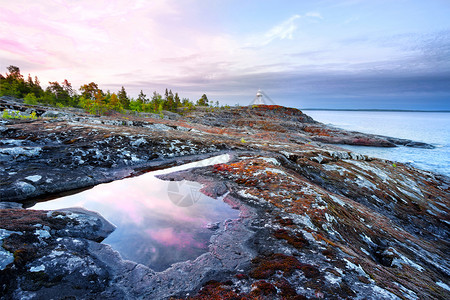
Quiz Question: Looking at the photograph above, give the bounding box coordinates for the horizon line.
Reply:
[300,108,450,113]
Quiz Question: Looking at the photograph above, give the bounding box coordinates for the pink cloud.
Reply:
[0,39,30,54]
[146,227,205,249]
[0,0,240,93]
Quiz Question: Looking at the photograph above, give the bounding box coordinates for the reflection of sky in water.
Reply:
[32,154,239,271]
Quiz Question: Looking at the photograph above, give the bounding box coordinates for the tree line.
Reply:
[0,65,215,115]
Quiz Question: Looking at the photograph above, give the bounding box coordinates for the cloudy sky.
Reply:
[1,0,449,109]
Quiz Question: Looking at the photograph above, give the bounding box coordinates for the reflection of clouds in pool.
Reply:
[33,174,225,229]
[82,176,211,226]
[146,227,206,249]
[32,154,237,270]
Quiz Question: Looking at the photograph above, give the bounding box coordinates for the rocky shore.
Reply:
[1,96,448,299]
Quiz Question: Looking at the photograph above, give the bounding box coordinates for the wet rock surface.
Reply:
[1,97,448,299]
[0,207,115,299]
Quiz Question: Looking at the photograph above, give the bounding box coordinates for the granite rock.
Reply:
[0,98,447,299]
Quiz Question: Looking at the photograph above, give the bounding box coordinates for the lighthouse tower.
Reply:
[249,89,275,105]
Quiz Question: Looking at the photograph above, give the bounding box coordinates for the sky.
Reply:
[1,0,449,110]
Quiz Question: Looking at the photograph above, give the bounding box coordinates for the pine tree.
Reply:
[196,94,209,106]
[118,86,130,109]
[32,76,44,98]
[137,90,147,104]
[152,91,162,112]
[167,89,174,111]
[174,92,181,109]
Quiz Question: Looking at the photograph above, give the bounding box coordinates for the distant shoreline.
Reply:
[301,108,450,113]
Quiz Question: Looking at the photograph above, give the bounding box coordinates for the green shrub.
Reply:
[1,109,37,120]
[24,93,38,105]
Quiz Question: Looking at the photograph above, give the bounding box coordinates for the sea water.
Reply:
[303,110,450,177]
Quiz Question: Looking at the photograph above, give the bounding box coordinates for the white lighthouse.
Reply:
[249,89,275,105]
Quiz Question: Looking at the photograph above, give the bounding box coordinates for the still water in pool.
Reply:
[32,154,239,271]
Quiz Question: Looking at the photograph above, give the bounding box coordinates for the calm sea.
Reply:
[302,110,450,177]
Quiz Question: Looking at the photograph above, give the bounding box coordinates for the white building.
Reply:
[249,89,275,105]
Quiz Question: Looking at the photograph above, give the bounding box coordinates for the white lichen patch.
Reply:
[0,147,42,159]
[72,239,84,246]
[360,247,370,256]
[25,175,42,182]
[29,265,46,272]
[343,258,368,277]
[391,249,424,272]
[325,272,342,285]
[0,229,21,270]
[15,181,36,194]
[350,152,367,160]
[329,195,347,207]
[176,126,190,131]
[427,203,446,216]
[279,150,295,158]
[324,213,335,223]
[371,195,384,205]
[258,157,280,166]
[0,139,24,146]
[327,150,351,160]
[265,167,285,174]
[0,249,14,270]
[299,184,320,196]
[237,156,254,161]
[397,187,421,201]
[354,175,377,190]
[394,283,419,300]
[131,137,147,147]
[237,189,260,201]
[371,286,400,299]
[64,256,86,272]
[360,234,375,247]
[34,229,51,239]
[291,214,316,230]
[398,175,424,196]
[310,154,325,164]
[131,154,140,162]
[436,281,450,291]
[301,230,315,243]
[322,164,347,176]
[344,160,390,182]
[81,263,102,277]
[49,250,66,258]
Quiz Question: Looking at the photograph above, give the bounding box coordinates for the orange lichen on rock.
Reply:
[312,232,338,247]
[250,280,277,296]
[303,126,331,136]
[273,228,309,249]
[185,280,245,300]
[249,253,303,279]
